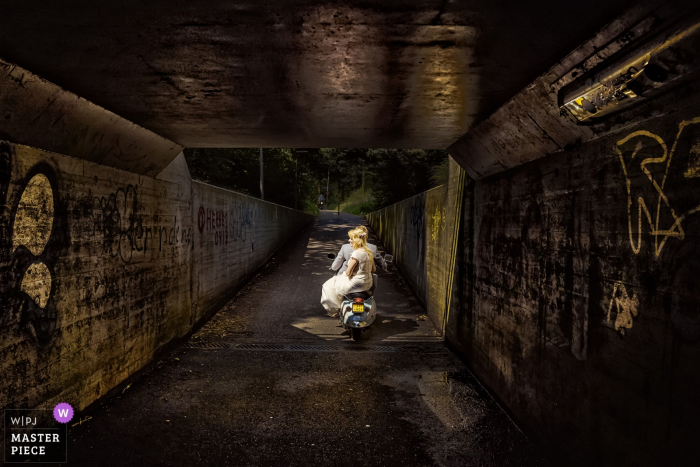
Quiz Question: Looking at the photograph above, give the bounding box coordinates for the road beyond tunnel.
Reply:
[59,211,544,466]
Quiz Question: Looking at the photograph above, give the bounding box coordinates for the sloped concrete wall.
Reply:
[0,144,193,412]
[370,105,700,463]
[0,142,311,413]
[192,182,313,322]
[446,107,700,465]
[0,58,183,176]
[366,157,464,332]
[367,190,429,307]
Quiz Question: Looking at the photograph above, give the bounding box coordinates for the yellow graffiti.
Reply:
[684,143,700,178]
[12,173,54,255]
[431,206,445,241]
[606,281,639,336]
[20,262,52,308]
[616,117,700,257]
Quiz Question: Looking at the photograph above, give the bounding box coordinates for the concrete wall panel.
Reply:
[367,157,465,332]
[368,191,429,308]
[0,59,183,177]
[0,142,311,414]
[191,182,313,322]
[0,143,193,412]
[372,104,700,464]
[446,106,700,465]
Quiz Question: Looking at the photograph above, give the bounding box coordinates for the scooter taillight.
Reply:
[353,298,364,303]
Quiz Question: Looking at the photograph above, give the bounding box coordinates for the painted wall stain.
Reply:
[198,202,258,247]
[230,201,257,243]
[12,173,55,310]
[3,165,61,345]
[684,142,700,178]
[12,173,53,255]
[198,206,229,246]
[20,262,51,308]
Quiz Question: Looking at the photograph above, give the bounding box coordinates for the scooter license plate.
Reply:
[352,303,365,313]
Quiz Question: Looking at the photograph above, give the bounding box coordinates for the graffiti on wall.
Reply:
[198,206,228,245]
[91,186,193,263]
[605,281,639,336]
[410,196,425,250]
[230,201,257,244]
[13,174,54,309]
[197,201,258,249]
[1,163,63,344]
[431,206,445,241]
[616,117,700,257]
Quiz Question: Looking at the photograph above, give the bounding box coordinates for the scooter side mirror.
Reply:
[327,253,337,259]
[384,254,394,263]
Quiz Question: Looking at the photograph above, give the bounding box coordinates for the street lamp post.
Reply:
[259,147,264,201]
[294,149,308,211]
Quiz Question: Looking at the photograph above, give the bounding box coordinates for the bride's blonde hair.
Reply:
[349,228,373,263]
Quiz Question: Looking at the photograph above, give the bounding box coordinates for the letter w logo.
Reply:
[58,409,69,418]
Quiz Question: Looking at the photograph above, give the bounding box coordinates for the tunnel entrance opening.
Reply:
[184,147,462,345]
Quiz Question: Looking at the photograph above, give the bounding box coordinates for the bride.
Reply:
[321,227,376,316]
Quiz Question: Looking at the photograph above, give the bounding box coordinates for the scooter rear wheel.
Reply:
[351,328,361,341]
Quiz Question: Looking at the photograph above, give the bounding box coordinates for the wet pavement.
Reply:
[59,212,547,466]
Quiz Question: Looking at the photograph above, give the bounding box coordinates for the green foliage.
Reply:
[303,198,320,216]
[339,186,376,215]
[316,148,448,210]
[184,147,449,213]
[185,148,260,196]
[364,149,448,208]
[185,148,320,212]
[430,157,450,187]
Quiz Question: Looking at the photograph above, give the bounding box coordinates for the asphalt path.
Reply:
[193,210,439,344]
[56,211,546,466]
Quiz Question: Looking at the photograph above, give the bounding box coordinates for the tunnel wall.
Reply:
[445,107,700,465]
[191,182,313,322]
[366,109,700,464]
[366,189,429,308]
[0,58,183,177]
[0,141,311,413]
[366,157,464,332]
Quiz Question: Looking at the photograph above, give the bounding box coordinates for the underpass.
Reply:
[61,211,541,466]
[2,1,700,465]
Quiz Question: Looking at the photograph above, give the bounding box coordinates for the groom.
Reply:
[330,225,387,275]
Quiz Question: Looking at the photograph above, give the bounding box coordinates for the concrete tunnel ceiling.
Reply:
[0,0,637,150]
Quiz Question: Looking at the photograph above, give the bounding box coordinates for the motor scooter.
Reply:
[326,252,393,341]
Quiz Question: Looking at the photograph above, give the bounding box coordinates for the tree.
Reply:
[184,147,449,213]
